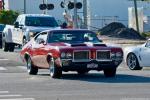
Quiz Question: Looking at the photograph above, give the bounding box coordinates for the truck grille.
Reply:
[73,51,89,62]
[96,50,111,61]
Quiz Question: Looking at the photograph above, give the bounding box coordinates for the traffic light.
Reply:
[61,1,82,10]
[68,1,74,9]
[39,4,47,10]
[39,3,54,10]
[47,4,54,10]
[76,2,82,9]
[60,1,65,8]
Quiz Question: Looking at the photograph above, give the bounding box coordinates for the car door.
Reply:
[139,40,150,67]
[31,32,49,68]
[12,16,24,44]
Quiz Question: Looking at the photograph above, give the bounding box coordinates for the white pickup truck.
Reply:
[2,14,60,52]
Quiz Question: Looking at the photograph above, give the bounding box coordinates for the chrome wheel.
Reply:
[49,58,62,78]
[26,57,38,75]
[49,58,55,77]
[127,53,142,70]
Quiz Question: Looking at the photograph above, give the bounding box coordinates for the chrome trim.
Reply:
[73,50,90,62]
[96,50,112,61]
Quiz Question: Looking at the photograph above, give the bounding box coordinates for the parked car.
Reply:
[2,14,60,52]
[124,39,150,70]
[0,24,5,48]
[20,29,123,78]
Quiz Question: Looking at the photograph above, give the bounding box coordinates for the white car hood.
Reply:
[25,26,61,32]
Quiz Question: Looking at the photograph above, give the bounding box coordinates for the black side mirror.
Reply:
[14,22,19,28]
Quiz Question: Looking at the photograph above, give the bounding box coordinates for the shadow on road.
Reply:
[59,73,150,83]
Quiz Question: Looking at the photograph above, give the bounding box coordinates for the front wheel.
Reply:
[3,41,9,52]
[9,43,15,52]
[127,53,142,70]
[26,57,38,75]
[103,68,116,77]
[49,58,62,78]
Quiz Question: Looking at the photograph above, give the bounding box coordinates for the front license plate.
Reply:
[87,63,98,68]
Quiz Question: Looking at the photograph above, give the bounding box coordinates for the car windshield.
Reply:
[48,31,102,43]
[25,17,58,27]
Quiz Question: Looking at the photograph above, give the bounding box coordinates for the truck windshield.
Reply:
[25,17,58,27]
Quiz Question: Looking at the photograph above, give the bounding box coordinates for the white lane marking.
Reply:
[0,59,9,61]
[0,91,9,94]
[0,67,7,71]
[0,95,22,97]
[0,98,35,100]
[17,66,27,70]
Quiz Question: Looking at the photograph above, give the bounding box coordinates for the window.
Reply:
[47,31,101,43]
[25,17,58,27]
[35,32,48,44]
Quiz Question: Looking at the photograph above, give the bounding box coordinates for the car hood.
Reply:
[25,26,61,32]
[47,42,109,49]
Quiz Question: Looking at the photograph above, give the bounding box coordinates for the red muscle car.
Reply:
[20,29,123,78]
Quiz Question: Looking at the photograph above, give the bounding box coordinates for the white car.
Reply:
[124,39,150,70]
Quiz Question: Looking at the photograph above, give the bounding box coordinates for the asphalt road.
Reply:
[0,49,150,100]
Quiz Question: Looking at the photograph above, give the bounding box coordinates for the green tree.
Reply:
[0,10,19,25]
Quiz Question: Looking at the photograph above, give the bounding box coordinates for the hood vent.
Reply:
[93,44,106,47]
[71,43,86,47]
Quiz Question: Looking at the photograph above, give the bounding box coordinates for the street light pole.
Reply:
[74,0,78,28]
[83,0,88,29]
[134,0,140,32]
[24,0,26,14]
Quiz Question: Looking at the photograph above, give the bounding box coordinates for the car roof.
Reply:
[46,29,94,33]
[20,14,53,17]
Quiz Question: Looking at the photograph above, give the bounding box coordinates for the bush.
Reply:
[0,10,19,25]
[141,32,150,38]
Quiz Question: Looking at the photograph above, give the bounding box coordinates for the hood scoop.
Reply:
[93,43,106,47]
[71,43,87,47]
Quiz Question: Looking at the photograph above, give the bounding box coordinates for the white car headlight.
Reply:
[111,52,116,57]
[29,32,34,37]
[66,53,72,58]
[61,52,66,58]
[116,52,122,57]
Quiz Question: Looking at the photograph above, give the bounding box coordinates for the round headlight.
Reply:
[111,52,116,57]
[116,52,122,57]
[66,53,72,58]
[61,52,66,58]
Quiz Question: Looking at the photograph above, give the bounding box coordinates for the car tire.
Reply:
[9,43,15,52]
[127,53,142,70]
[103,68,116,77]
[3,42,9,52]
[49,58,62,78]
[26,57,38,75]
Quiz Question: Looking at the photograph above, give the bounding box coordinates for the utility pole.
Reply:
[83,0,88,29]
[134,0,140,32]
[43,0,46,14]
[24,0,26,14]
[2,0,4,9]
[73,0,78,28]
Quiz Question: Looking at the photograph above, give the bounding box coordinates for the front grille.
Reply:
[96,50,111,61]
[73,51,89,62]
